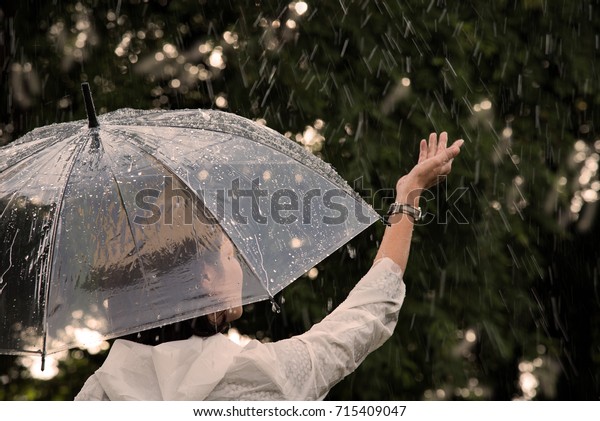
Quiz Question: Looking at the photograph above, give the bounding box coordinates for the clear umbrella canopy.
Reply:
[0,98,379,363]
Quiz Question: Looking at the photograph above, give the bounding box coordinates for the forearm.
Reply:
[375,133,463,272]
[374,185,421,273]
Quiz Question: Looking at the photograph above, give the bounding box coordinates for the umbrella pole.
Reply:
[41,335,47,371]
[81,83,99,128]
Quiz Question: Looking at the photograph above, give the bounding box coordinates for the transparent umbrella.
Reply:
[0,84,379,367]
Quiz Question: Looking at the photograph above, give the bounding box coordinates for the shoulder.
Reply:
[74,373,110,401]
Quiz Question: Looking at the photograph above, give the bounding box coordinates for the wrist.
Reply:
[395,185,422,207]
[395,175,423,204]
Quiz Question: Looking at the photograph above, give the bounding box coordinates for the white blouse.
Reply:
[75,257,405,401]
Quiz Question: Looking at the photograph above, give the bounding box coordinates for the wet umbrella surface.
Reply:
[0,84,378,366]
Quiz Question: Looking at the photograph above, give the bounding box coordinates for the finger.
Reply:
[427,133,437,157]
[420,141,463,173]
[442,141,463,162]
[418,139,427,163]
[437,132,448,154]
[449,138,464,155]
[452,139,464,148]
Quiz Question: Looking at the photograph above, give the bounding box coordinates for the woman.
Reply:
[75,132,464,400]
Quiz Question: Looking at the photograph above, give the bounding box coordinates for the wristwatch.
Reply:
[383,202,422,225]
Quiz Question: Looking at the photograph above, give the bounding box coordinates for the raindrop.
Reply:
[346,244,356,258]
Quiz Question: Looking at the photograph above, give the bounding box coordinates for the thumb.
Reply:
[444,139,464,161]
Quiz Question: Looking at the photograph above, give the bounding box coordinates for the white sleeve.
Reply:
[211,257,405,400]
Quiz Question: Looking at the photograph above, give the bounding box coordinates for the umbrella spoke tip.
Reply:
[81,83,99,128]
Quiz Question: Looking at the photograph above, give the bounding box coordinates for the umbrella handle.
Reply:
[81,83,99,128]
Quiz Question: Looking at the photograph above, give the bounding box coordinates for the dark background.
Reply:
[1,0,598,400]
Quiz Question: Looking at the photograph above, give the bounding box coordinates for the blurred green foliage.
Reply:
[1,0,599,400]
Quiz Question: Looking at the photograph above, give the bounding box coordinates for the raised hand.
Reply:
[396,132,464,201]
[375,132,464,271]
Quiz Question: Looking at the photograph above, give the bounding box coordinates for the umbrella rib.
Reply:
[251,232,275,299]
[36,131,91,363]
[102,155,153,291]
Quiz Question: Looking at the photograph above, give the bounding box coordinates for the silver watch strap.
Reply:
[384,202,422,225]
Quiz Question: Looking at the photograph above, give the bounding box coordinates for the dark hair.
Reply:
[123,312,229,345]
[123,218,233,346]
